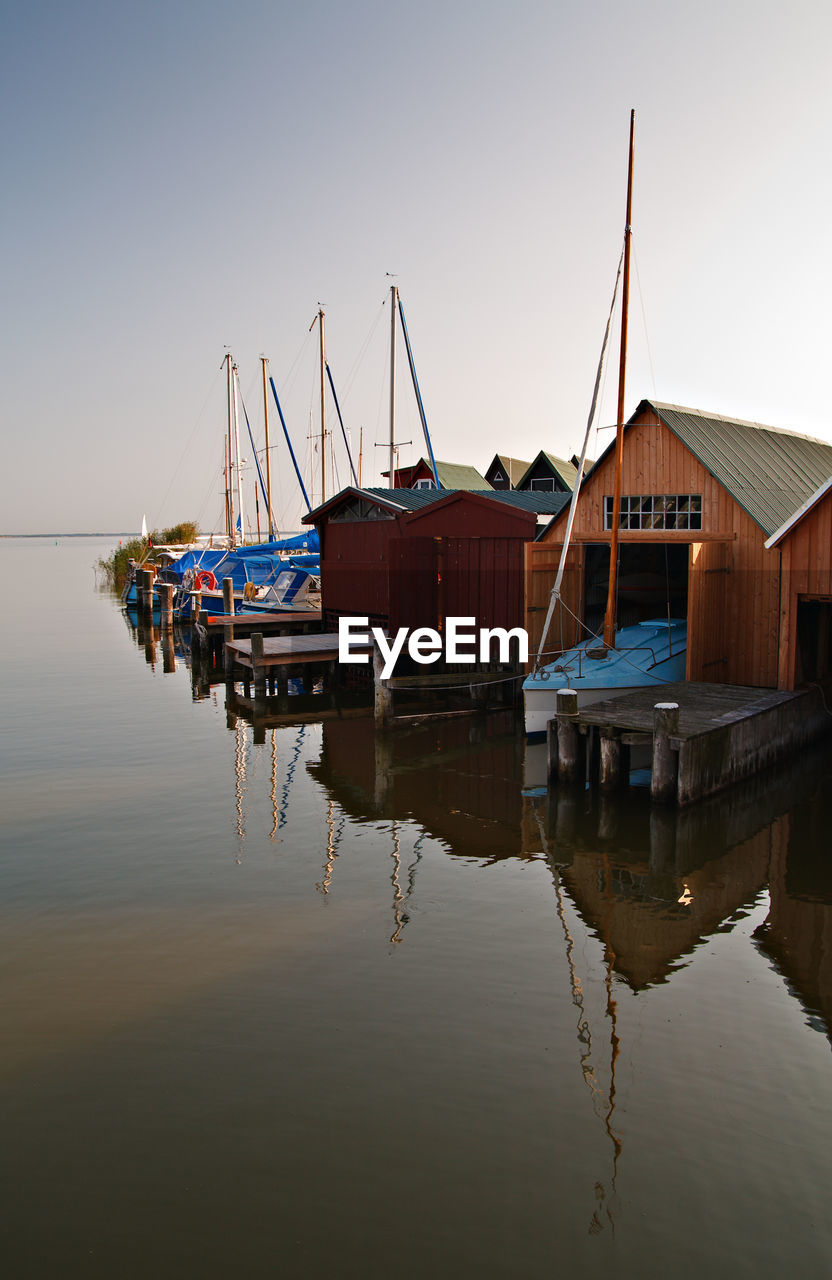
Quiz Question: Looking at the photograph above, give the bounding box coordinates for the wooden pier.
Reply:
[547,680,832,806]
[192,609,321,666]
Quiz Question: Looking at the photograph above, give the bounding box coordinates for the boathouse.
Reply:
[516,450,579,493]
[304,486,567,636]
[526,400,832,689]
[484,455,532,490]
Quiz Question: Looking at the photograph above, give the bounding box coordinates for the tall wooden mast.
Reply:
[309,308,327,505]
[260,355,273,538]
[603,109,635,650]
[225,352,234,540]
[389,283,398,489]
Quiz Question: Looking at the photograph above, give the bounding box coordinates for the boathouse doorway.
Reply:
[583,542,689,637]
[795,596,832,686]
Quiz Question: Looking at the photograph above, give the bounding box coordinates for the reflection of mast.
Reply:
[389,827,426,946]
[269,730,281,841]
[277,725,307,831]
[531,798,621,1233]
[316,799,345,896]
[234,718,247,863]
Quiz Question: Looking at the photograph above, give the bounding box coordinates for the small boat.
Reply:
[523,618,686,735]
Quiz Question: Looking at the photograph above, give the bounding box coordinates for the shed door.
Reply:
[687,541,730,681]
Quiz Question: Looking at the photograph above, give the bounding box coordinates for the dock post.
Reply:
[651,702,680,804]
[546,718,558,782]
[251,631,266,705]
[159,582,174,629]
[139,569,153,614]
[556,688,582,785]
[374,646,393,728]
[222,578,235,642]
[191,589,201,625]
[599,729,622,792]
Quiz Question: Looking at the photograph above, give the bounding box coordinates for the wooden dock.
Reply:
[192,609,322,666]
[548,680,832,806]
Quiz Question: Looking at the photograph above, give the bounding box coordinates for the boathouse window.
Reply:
[529,477,556,491]
[330,497,395,522]
[413,478,435,489]
[603,494,702,531]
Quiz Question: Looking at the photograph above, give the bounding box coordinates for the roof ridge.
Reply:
[646,400,832,447]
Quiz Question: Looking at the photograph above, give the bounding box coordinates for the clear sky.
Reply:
[3,0,831,534]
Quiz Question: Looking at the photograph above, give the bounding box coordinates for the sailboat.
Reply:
[523,111,687,736]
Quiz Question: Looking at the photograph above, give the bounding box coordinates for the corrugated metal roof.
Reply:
[646,402,832,537]
[361,487,448,510]
[475,489,570,515]
[433,461,491,489]
[361,487,569,516]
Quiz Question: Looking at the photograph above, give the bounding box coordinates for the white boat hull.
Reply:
[523,683,644,738]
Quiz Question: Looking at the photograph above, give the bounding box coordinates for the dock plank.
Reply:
[226,631,370,669]
[575,681,799,740]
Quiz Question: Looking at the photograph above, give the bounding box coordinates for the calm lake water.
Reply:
[2,536,832,1278]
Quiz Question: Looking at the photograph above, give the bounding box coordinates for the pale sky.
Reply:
[3,0,831,534]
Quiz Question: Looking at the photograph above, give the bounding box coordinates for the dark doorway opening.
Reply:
[796,597,832,686]
[584,543,689,637]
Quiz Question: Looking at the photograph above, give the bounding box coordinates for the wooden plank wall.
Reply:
[777,488,832,689]
[524,542,584,661]
[528,408,784,688]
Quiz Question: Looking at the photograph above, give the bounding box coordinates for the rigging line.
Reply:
[631,237,658,401]
[534,242,626,673]
[154,363,224,524]
[237,383,279,533]
[341,303,386,400]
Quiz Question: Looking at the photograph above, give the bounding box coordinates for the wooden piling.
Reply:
[373,646,393,728]
[556,688,582,785]
[222,577,235,643]
[251,631,266,703]
[599,729,622,791]
[651,702,680,804]
[139,569,153,614]
[159,582,174,629]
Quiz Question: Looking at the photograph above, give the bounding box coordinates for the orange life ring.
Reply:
[194,570,218,591]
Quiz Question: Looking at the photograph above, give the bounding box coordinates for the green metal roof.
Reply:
[361,487,569,515]
[430,460,491,490]
[639,401,832,537]
[488,454,531,485]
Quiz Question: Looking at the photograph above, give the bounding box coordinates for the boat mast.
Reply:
[308,307,327,506]
[389,282,398,489]
[261,356,274,539]
[603,108,635,651]
[232,362,245,545]
[225,352,235,540]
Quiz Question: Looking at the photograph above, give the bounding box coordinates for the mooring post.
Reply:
[651,702,680,804]
[599,728,622,791]
[251,631,266,704]
[159,582,174,629]
[556,688,582,785]
[373,645,393,728]
[222,577,235,643]
[191,589,202,624]
[139,569,153,614]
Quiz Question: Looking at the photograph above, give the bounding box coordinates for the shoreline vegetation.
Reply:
[96,520,199,591]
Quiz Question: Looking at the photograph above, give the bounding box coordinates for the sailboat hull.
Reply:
[523,618,687,738]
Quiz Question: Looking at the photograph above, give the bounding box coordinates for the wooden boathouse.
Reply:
[526,400,832,690]
[304,486,568,637]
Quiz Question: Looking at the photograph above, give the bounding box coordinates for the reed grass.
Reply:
[96,520,199,590]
